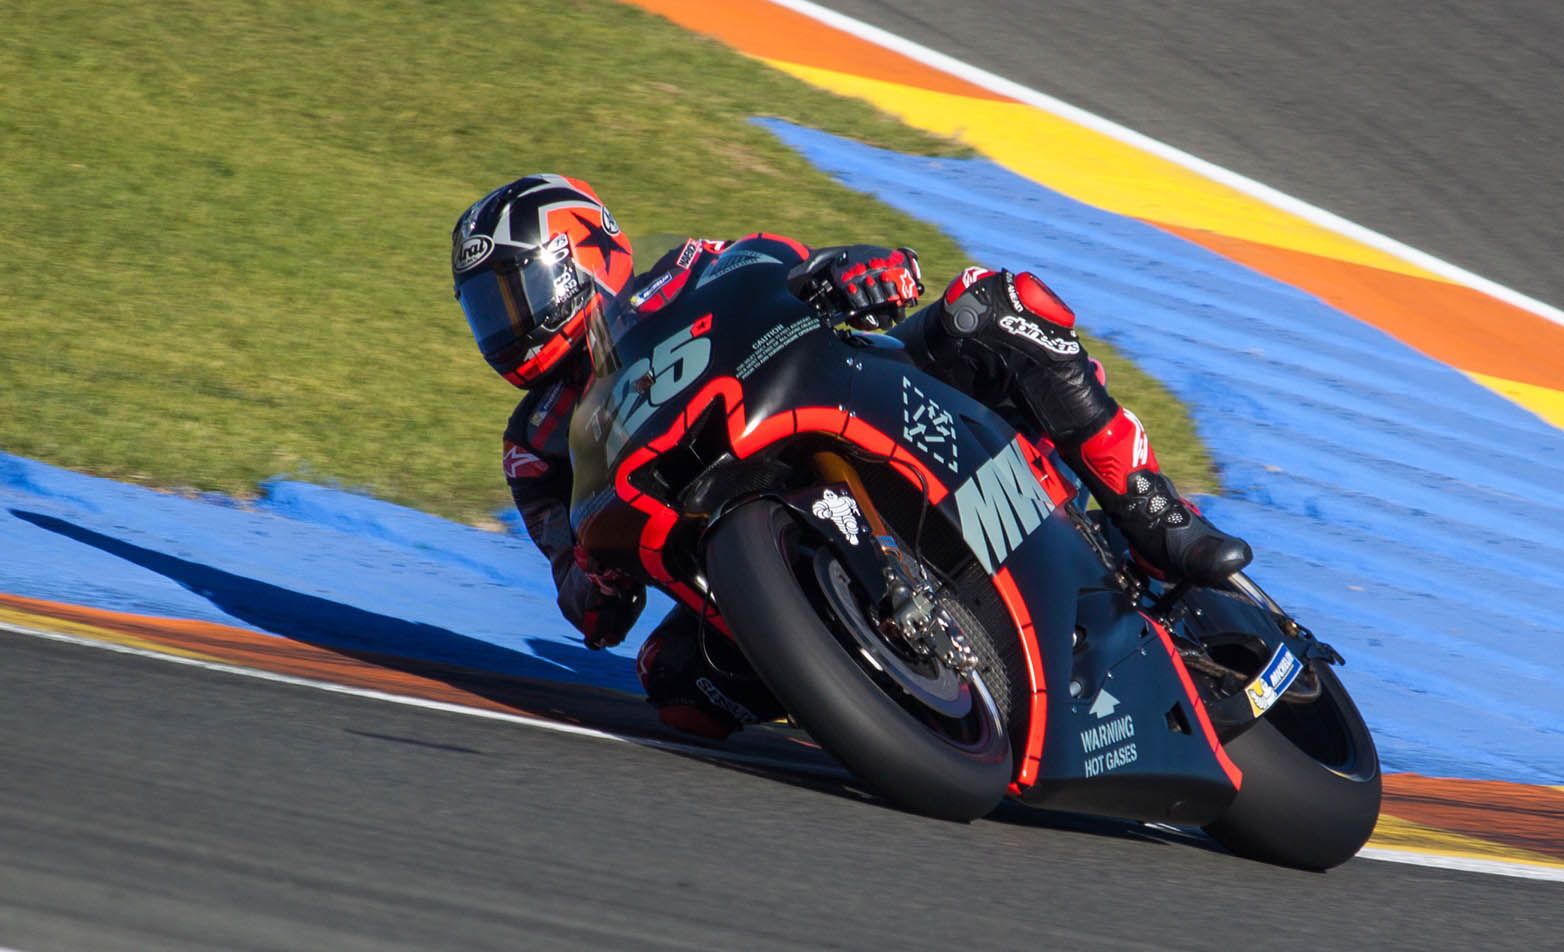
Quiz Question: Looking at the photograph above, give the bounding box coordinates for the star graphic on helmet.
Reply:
[572,211,628,269]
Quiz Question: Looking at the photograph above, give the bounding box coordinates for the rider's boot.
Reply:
[1063,407,1252,586]
[636,607,786,740]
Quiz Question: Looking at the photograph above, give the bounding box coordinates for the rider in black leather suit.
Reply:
[453,175,1250,739]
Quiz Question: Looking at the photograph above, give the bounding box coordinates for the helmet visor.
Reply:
[458,247,595,358]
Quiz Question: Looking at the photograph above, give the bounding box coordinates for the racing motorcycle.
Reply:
[568,235,1381,870]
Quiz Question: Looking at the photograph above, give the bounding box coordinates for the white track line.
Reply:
[1357,847,1564,884]
[0,620,844,779]
[768,0,1564,329]
[8,621,1561,882]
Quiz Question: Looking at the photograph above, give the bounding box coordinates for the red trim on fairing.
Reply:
[636,268,696,315]
[608,375,953,634]
[1144,614,1244,789]
[993,567,1048,793]
[1015,435,1075,509]
[734,232,810,261]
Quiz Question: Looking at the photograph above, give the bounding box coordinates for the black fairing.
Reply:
[567,236,1246,818]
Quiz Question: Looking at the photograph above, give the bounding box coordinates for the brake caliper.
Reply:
[877,538,980,674]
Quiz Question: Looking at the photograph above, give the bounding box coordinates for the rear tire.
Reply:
[1204,664,1381,869]
[706,500,1012,821]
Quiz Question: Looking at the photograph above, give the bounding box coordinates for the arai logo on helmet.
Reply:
[453,235,493,273]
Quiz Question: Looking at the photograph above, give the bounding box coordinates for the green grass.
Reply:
[0,0,1212,523]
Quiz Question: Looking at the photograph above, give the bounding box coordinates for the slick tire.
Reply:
[1205,665,1381,870]
[706,500,1012,822]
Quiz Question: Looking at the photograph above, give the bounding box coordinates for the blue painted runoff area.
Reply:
[0,454,669,696]
[756,117,1563,785]
[1,121,1559,784]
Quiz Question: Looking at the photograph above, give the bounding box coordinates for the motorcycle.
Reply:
[568,235,1381,870]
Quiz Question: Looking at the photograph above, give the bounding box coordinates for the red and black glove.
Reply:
[573,545,646,650]
[786,244,924,329]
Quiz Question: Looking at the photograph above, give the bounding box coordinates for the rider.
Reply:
[452,174,1252,739]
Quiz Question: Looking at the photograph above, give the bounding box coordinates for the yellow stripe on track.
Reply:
[1467,372,1564,430]
[0,604,221,662]
[763,60,1445,282]
[1369,812,1564,871]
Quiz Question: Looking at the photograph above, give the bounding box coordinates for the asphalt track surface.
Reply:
[817,0,1564,310]
[5,635,1563,951]
[6,4,1564,949]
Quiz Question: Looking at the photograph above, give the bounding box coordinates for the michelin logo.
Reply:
[955,438,1056,573]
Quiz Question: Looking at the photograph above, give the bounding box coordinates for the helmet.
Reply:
[452,174,634,387]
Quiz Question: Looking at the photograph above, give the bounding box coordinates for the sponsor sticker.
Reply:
[600,206,621,235]
[811,488,864,545]
[1243,644,1303,717]
[675,238,701,270]
[629,271,674,309]
[453,235,493,273]
[1003,272,1025,312]
[997,314,1081,356]
[954,438,1056,573]
[696,677,758,724]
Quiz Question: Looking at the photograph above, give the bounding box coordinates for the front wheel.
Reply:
[705,500,1013,821]
[1204,663,1381,869]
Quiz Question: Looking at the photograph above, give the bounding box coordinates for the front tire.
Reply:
[1204,664,1381,869]
[706,500,1012,821]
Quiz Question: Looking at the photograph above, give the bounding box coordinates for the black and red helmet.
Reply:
[452,174,634,387]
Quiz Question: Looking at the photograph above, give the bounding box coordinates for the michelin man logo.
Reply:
[811,488,863,545]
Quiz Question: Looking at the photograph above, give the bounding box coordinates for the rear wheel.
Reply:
[706,500,1012,821]
[1205,663,1381,869]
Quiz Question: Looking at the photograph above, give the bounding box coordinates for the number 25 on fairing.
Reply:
[605,317,713,457]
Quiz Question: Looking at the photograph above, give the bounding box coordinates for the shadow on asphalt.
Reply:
[14,508,1225,859]
[10,508,838,765]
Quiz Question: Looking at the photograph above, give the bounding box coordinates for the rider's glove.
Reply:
[833,245,923,328]
[573,545,647,650]
[817,245,924,329]
[937,268,1081,362]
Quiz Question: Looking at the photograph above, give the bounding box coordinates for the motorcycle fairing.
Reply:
[568,241,1243,811]
[847,341,1243,810]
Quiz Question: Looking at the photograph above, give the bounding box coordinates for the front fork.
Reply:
[782,451,980,673]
